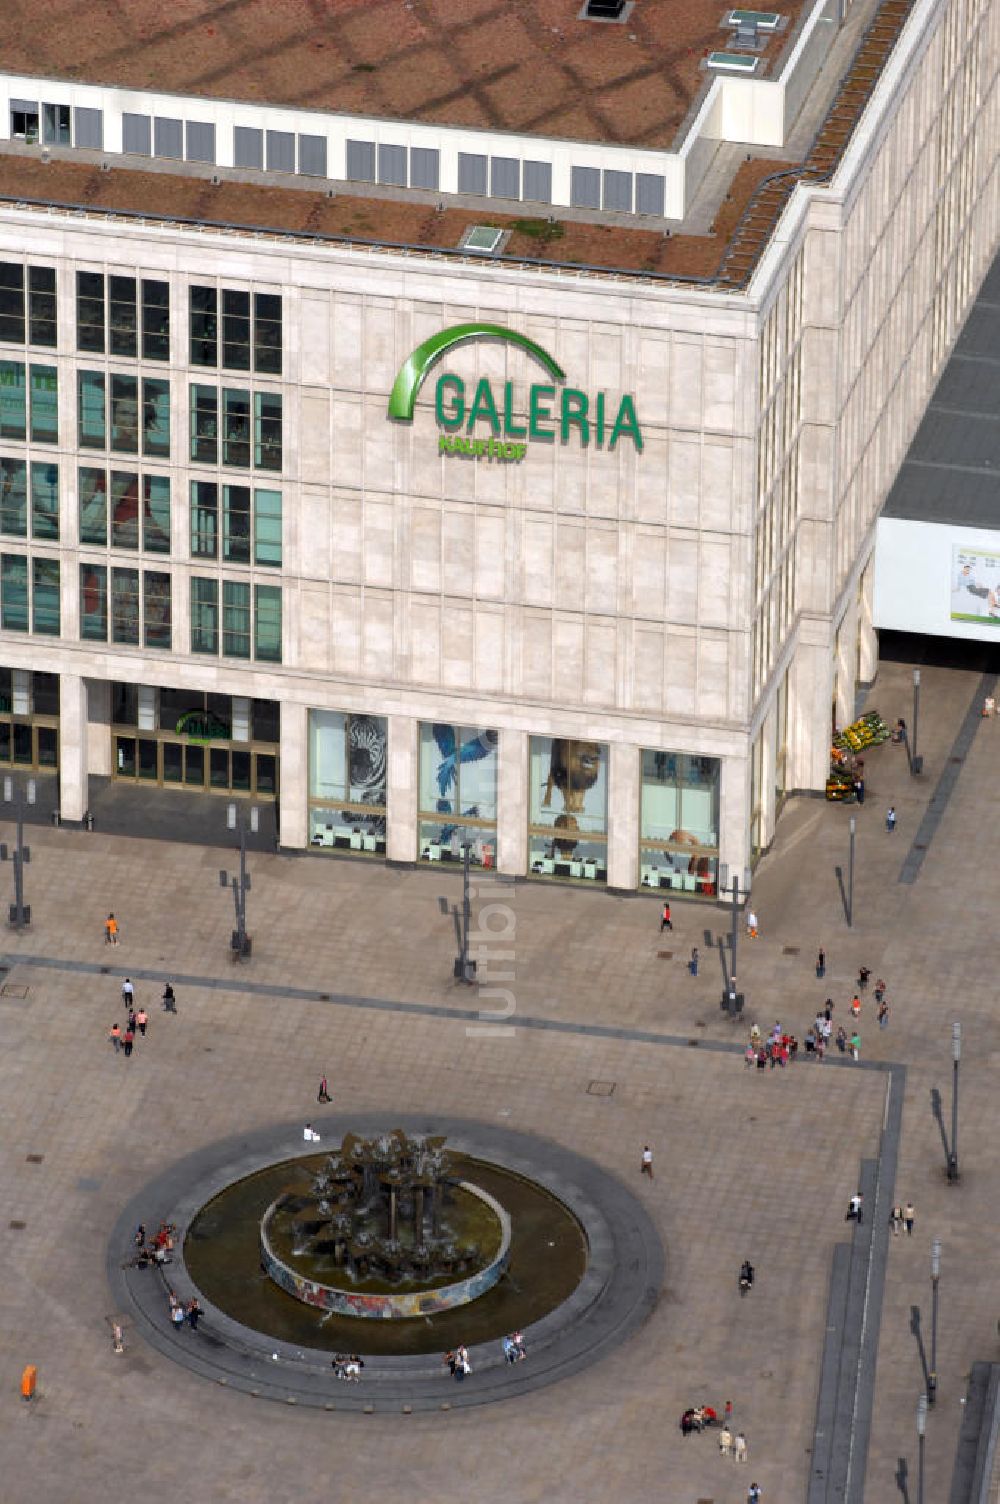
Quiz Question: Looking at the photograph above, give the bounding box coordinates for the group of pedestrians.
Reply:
[107,957,177,1060]
[108,977,151,1059]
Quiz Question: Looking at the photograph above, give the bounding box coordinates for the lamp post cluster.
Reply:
[718,864,751,1017]
[0,775,35,929]
[219,802,258,959]
[948,1021,961,1181]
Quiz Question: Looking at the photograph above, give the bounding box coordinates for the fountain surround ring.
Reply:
[261,1180,511,1318]
[108,1114,664,1411]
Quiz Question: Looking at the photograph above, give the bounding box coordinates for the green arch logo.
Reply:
[386,322,565,421]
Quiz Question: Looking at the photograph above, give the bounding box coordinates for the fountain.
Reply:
[260,1129,512,1318]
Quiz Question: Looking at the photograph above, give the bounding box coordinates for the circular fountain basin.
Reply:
[260,1179,511,1318]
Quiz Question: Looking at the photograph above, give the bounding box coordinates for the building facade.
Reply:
[0,0,994,892]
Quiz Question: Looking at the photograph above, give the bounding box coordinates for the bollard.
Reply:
[51,810,61,827]
[84,811,94,832]
[21,1365,36,1401]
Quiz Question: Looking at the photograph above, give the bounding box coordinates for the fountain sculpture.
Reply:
[260,1129,511,1318]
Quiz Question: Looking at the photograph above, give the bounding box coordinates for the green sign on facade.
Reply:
[388,322,642,461]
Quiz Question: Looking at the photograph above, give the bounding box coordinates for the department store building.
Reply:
[0,0,993,893]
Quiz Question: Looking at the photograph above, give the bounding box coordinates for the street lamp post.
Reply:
[219,802,258,959]
[718,864,750,1016]
[928,1238,941,1404]
[848,815,856,928]
[916,1393,927,1504]
[948,1022,961,1181]
[452,841,477,983]
[0,775,36,929]
[911,669,923,775]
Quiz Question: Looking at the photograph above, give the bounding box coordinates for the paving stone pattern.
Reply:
[0,657,996,1501]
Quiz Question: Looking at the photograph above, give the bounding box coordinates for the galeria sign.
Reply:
[387,322,642,461]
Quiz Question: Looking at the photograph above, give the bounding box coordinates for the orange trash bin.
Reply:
[21,1365,36,1400]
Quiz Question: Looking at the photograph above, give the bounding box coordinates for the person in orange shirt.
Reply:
[105,913,119,945]
[109,1022,122,1053]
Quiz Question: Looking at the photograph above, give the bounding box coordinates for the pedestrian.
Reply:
[858,966,871,990]
[170,1301,185,1330]
[846,1192,863,1223]
[641,1145,653,1179]
[719,1427,733,1457]
[746,909,759,939]
[162,982,177,1013]
[878,999,889,1030]
[317,1076,331,1104]
[123,1027,135,1058]
[734,1432,748,1462]
[855,775,865,805]
[850,995,861,1018]
[105,913,119,945]
[121,977,134,1009]
[109,1022,122,1053]
[904,1201,915,1236]
[824,999,834,1022]
[850,1031,861,1061]
[886,805,896,833]
[748,1484,762,1504]
[660,901,673,932]
[187,1299,202,1331]
[502,1334,518,1364]
[889,1204,903,1236]
[874,977,886,1003]
[724,1399,734,1428]
[136,1008,148,1037]
[836,1026,847,1053]
[689,946,699,977]
[816,947,826,979]
[128,1010,138,1035]
[745,1043,756,1068]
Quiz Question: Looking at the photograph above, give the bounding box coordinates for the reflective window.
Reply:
[80,563,107,639]
[0,553,28,630]
[528,737,608,881]
[308,710,386,853]
[78,371,105,448]
[191,576,218,653]
[418,724,498,868]
[32,557,60,634]
[0,458,27,536]
[639,751,720,897]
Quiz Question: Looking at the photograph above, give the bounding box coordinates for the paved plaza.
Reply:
[1,655,998,1502]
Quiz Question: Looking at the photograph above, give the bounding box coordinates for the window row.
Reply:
[0,462,286,560]
[10,100,99,149]
[190,386,282,471]
[77,273,169,361]
[191,579,281,661]
[79,468,170,553]
[7,103,670,219]
[0,363,58,443]
[0,554,60,634]
[0,460,59,540]
[78,373,170,456]
[307,721,722,888]
[190,482,281,566]
[79,570,281,660]
[0,264,57,348]
[81,565,171,649]
[190,288,282,374]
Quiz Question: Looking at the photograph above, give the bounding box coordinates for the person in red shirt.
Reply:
[123,1027,135,1058]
